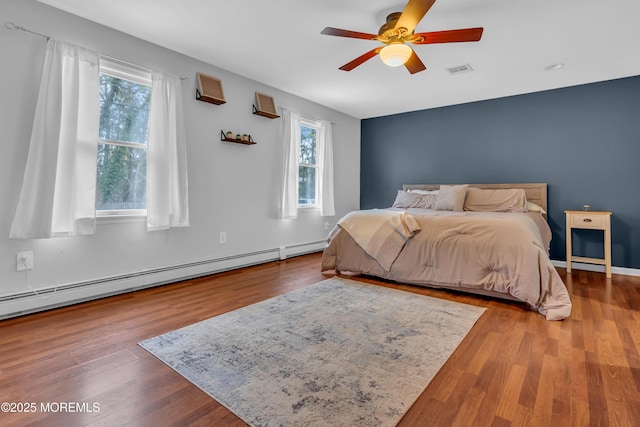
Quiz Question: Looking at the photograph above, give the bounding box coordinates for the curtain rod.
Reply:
[280,107,336,125]
[5,21,189,82]
[5,21,49,40]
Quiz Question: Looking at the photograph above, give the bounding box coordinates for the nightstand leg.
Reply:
[605,227,612,278]
[566,214,572,274]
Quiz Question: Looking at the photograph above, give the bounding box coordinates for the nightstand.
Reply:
[564,210,612,278]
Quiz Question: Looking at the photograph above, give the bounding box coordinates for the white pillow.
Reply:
[392,190,427,208]
[392,190,438,209]
[435,185,469,212]
[527,201,546,214]
[420,193,438,209]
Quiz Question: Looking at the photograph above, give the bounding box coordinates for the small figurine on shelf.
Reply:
[236,134,241,140]
[226,131,233,139]
[242,134,249,141]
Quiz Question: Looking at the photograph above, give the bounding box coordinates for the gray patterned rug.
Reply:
[139,277,485,427]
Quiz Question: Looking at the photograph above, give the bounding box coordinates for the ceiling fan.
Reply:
[321,0,483,74]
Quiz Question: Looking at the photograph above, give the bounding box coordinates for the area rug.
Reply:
[139,277,486,427]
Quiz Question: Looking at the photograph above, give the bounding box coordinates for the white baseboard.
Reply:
[551,260,640,277]
[4,245,635,320]
[0,241,326,320]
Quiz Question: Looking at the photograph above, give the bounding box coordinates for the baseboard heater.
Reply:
[1,241,325,319]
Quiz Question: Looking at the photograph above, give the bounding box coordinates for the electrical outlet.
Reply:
[17,251,33,271]
[219,231,227,244]
[324,221,331,230]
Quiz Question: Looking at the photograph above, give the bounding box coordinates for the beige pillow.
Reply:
[435,185,469,211]
[464,188,527,212]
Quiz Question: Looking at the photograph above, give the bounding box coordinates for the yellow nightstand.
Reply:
[564,210,612,278]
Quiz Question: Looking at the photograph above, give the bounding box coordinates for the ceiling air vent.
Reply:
[446,64,473,75]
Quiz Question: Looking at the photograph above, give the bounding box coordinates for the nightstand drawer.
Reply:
[571,213,605,229]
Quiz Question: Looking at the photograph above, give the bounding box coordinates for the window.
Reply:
[11,41,188,238]
[281,110,334,219]
[298,121,320,207]
[96,57,152,215]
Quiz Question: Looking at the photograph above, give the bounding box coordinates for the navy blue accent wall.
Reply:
[361,76,640,268]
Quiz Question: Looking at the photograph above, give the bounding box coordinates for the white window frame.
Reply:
[96,56,152,218]
[297,118,321,210]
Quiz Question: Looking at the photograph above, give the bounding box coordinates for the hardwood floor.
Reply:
[1,252,639,426]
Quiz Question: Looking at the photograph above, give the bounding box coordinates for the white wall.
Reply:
[0,0,361,317]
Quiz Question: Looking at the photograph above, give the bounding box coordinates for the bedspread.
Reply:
[333,209,421,271]
[322,208,571,320]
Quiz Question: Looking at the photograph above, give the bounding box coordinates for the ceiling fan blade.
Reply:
[413,27,484,44]
[339,48,381,71]
[395,0,436,33]
[321,27,377,40]
[404,50,426,74]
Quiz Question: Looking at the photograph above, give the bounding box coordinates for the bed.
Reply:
[321,183,571,320]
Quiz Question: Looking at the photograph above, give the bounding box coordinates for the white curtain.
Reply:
[281,109,301,219]
[146,70,190,231]
[281,110,335,219]
[10,38,100,239]
[317,120,335,217]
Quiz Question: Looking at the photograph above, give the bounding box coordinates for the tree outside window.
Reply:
[298,123,319,206]
[96,62,151,213]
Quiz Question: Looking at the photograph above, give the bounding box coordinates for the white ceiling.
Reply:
[38,0,640,119]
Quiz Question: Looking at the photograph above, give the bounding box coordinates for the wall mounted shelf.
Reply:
[220,130,256,145]
[196,73,226,105]
[252,104,280,119]
[197,88,226,105]
[252,92,279,118]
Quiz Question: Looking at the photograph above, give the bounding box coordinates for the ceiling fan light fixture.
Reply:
[379,43,412,67]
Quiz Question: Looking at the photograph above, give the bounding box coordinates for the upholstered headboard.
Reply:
[402,183,548,213]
